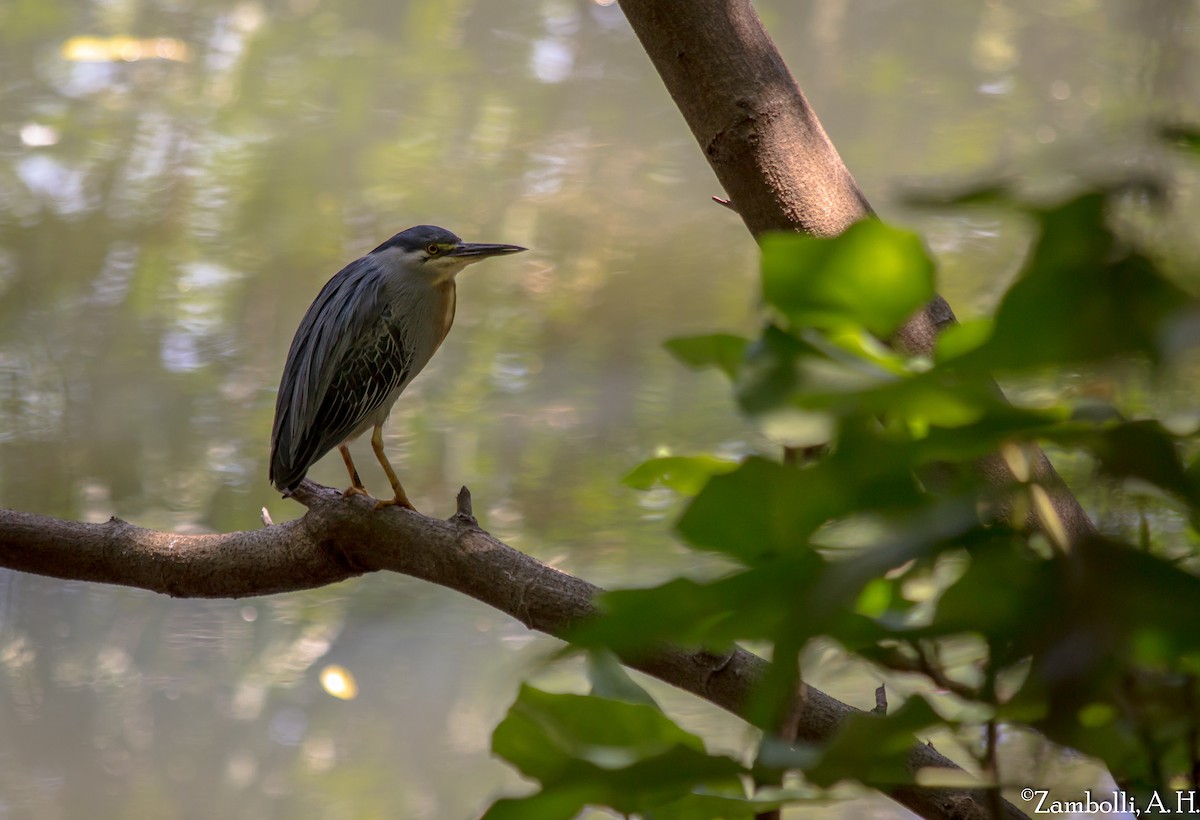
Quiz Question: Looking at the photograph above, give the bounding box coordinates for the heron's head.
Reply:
[373,225,526,284]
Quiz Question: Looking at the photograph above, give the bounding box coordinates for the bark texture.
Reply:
[618,0,873,238]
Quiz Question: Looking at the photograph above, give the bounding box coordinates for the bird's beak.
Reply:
[448,242,527,260]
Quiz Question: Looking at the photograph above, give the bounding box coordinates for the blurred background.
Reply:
[1,1,1198,817]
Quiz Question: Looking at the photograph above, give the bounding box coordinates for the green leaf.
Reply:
[488,686,747,819]
[622,455,739,495]
[1161,124,1200,156]
[676,457,813,560]
[734,324,820,414]
[954,193,1200,370]
[993,537,1200,792]
[1042,419,1199,504]
[642,790,798,820]
[934,318,994,362]
[1068,537,1200,662]
[760,220,935,338]
[569,554,828,653]
[900,181,1016,209]
[664,333,749,379]
[586,651,658,707]
[493,686,703,781]
[760,696,946,788]
[484,787,598,820]
[906,530,1060,668]
[817,370,1011,431]
[677,452,923,563]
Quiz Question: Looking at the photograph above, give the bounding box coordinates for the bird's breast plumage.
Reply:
[384,277,456,373]
[439,282,457,347]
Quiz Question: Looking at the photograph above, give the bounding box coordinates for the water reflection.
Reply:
[1,0,1198,817]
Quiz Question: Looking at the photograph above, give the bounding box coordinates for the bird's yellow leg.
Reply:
[339,445,370,498]
[370,424,415,511]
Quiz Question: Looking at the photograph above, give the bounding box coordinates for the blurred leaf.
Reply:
[485,788,599,820]
[676,457,816,561]
[586,651,657,707]
[998,538,1200,791]
[900,180,1017,209]
[1042,419,1199,504]
[760,221,935,338]
[881,400,1067,476]
[1064,537,1200,665]
[954,193,1200,370]
[735,324,818,414]
[744,502,990,729]
[825,371,1005,430]
[736,323,1035,436]
[623,455,739,495]
[676,454,923,563]
[664,333,749,379]
[642,790,796,820]
[760,696,945,788]
[570,554,827,652]
[574,507,987,731]
[824,325,912,374]
[934,318,994,362]
[488,686,746,820]
[915,531,1058,665]
[755,407,836,449]
[1160,123,1200,156]
[493,686,702,779]
[738,328,906,417]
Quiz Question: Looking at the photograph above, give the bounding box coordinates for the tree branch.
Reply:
[0,480,1021,819]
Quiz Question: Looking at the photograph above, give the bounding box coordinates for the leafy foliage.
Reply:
[949,193,1200,370]
[485,671,793,819]
[488,176,1200,816]
[760,220,935,338]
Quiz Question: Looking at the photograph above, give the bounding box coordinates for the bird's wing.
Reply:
[302,312,411,463]
[270,256,410,490]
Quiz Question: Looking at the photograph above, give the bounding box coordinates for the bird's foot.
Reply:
[373,495,416,512]
[343,485,371,499]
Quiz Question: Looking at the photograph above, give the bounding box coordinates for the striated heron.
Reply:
[270,225,526,509]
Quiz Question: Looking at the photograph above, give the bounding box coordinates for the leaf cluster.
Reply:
[487,144,1200,818]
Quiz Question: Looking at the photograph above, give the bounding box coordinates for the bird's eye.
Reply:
[426,244,440,255]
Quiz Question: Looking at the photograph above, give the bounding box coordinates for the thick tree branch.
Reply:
[1,482,1020,819]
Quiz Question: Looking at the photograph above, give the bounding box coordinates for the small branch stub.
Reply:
[452,486,479,528]
[712,195,738,212]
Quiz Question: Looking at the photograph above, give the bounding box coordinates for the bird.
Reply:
[269,225,526,510]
